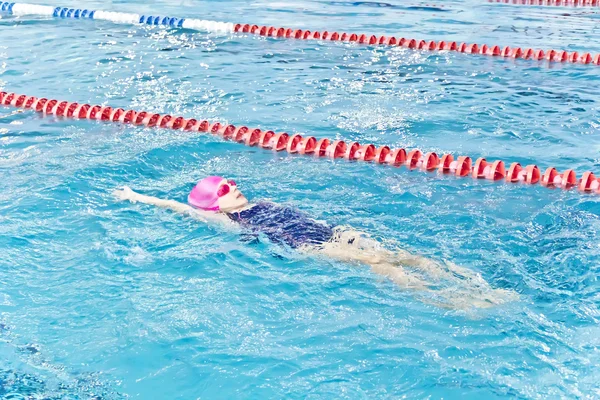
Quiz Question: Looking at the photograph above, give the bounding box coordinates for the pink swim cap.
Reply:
[188,176,224,211]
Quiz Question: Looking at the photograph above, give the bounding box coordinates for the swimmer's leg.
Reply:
[308,227,517,309]
[363,260,431,291]
[305,227,432,291]
[308,245,431,291]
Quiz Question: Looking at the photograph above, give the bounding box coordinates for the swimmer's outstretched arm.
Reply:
[113,186,231,224]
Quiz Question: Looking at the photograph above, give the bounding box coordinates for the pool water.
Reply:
[1,0,600,398]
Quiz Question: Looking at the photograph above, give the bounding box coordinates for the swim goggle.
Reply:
[217,180,237,197]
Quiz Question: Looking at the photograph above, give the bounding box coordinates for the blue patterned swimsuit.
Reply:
[227,202,334,248]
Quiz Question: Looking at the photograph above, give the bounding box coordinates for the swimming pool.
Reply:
[2,0,600,398]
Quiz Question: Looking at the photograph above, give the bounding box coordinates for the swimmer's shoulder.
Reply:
[188,208,235,225]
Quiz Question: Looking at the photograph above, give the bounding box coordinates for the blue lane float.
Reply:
[0,2,234,32]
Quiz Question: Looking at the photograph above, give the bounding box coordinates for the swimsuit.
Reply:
[227,202,334,249]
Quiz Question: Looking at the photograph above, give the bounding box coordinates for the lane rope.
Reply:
[1,2,600,67]
[2,90,599,196]
[489,0,600,6]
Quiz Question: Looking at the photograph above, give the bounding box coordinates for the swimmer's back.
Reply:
[228,202,333,248]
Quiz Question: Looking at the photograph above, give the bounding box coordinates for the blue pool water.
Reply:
[2,0,600,398]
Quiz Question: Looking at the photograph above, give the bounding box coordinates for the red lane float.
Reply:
[506,163,541,184]
[541,167,577,188]
[472,158,506,180]
[489,0,600,6]
[233,21,600,68]
[2,90,599,196]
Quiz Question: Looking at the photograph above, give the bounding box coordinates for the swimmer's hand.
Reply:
[113,186,137,203]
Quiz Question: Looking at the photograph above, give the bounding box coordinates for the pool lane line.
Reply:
[2,91,599,196]
[0,2,235,32]
[2,2,600,68]
[488,0,600,6]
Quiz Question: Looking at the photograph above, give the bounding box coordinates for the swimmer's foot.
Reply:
[438,286,519,310]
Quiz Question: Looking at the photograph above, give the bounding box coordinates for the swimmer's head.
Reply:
[188,176,248,212]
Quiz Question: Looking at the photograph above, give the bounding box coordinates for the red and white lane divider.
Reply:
[489,0,600,6]
[2,2,600,67]
[2,90,599,195]
[232,24,600,66]
[403,3,448,9]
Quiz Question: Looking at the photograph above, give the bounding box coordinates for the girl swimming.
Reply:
[114,176,516,309]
